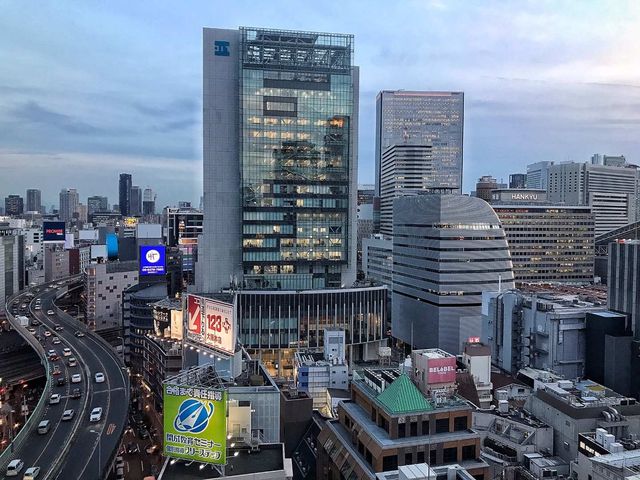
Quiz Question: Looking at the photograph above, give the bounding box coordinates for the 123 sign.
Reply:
[186,295,235,355]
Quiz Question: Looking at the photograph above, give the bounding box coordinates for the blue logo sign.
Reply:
[139,245,166,276]
[214,40,230,56]
[174,398,215,434]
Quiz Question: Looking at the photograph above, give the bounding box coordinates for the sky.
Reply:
[1,0,640,208]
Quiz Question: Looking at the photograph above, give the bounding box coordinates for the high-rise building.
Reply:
[119,173,132,216]
[489,189,595,284]
[197,26,358,292]
[374,90,464,232]
[87,195,108,216]
[525,161,554,190]
[58,188,79,223]
[0,226,24,311]
[475,175,499,202]
[608,240,640,338]
[546,160,639,236]
[142,188,155,215]
[509,173,527,189]
[357,184,374,205]
[25,189,41,213]
[76,203,88,223]
[392,194,514,353]
[4,195,24,216]
[130,185,142,216]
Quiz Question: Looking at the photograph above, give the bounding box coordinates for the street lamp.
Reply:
[89,429,101,480]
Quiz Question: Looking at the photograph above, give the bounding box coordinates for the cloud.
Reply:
[13,101,106,135]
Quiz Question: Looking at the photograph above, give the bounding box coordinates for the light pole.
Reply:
[90,429,101,480]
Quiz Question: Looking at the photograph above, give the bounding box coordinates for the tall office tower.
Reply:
[25,189,41,213]
[76,203,88,223]
[547,160,639,236]
[608,240,640,337]
[58,188,79,223]
[357,184,374,205]
[197,26,358,292]
[87,195,108,216]
[392,194,514,353]
[475,175,499,202]
[142,188,156,215]
[509,173,526,189]
[4,195,24,216]
[130,185,142,216]
[374,90,464,232]
[0,228,24,310]
[119,173,132,216]
[525,161,554,189]
[490,189,595,284]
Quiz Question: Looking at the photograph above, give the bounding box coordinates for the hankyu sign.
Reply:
[427,357,457,384]
[43,221,65,242]
[163,384,227,464]
[510,193,538,201]
[186,295,235,355]
[139,245,166,276]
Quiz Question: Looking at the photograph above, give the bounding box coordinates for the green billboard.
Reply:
[163,384,227,464]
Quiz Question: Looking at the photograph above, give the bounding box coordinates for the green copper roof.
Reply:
[375,374,433,415]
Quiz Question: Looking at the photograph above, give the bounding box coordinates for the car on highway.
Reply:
[34,305,41,311]
[54,324,63,331]
[47,310,54,315]
[32,319,40,326]
[62,347,71,356]
[138,428,150,440]
[52,337,61,345]
[27,327,36,334]
[74,331,85,338]
[52,366,61,376]
[126,443,140,454]
[68,357,77,367]
[23,466,41,480]
[5,458,24,476]
[48,352,59,361]
[71,388,81,399]
[71,374,81,384]
[43,330,51,337]
[90,407,103,422]
[61,409,74,421]
[57,377,65,387]
[94,372,105,383]
[49,394,61,405]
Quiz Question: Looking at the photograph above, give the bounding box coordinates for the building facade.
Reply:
[118,173,132,216]
[142,188,155,215]
[87,195,108,216]
[475,176,499,202]
[58,188,79,223]
[525,161,554,190]
[4,195,24,216]
[0,228,24,313]
[608,240,640,337]
[197,26,359,292]
[25,189,41,213]
[508,174,526,189]
[392,194,514,353]
[130,185,142,216]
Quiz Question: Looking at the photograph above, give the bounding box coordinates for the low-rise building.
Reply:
[574,428,640,480]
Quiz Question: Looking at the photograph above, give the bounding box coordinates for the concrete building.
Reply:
[461,342,492,408]
[357,202,374,273]
[130,185,142,216]
[164,206,203,247]
[25,189,41,213]
[196,26,359,293]
[608,240,640,338]
[58,188,79,223]
[0,227,24,313]
[317,365,489,479]
[43,243,69,282]
[574,429,640,480]
[526,161,554,190]
[509,174,526,189]
[475,176,499,202]
[4,195,23,216]
[489,189,595,284]
[84,260,138,330]
[87,196,108,216]
[392,194,515,353]
[142,187,155,215]
[362,235,393,287]
[118,173,132,216]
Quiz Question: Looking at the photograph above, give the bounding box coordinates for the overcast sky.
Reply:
[2,1,640,208]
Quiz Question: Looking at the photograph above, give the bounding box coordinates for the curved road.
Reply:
[2,279,129,480]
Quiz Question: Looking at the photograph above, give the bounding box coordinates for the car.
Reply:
[23,466,41,479]
[57,377,65,387]
[48,353,59,361]
[31,320,40,326]
[137,428,150,440]
[52,337,60,345]
[68,357,77,367]
[94,372,105,383]
[145,444,160,454]
[5,459,23,476]
[47,310,54,315]
[54,324,63,331]
[62,348,71,357]
[52,366,61,376]
[34,305,41,311]
[43,331,51,337]
[90,407,103,422]
[47,349,55,357]
[74,331,85,338]
[49,394,61,405]
[27,327,36,334]
[71,374,81,384]
[71,388,81,399]
[126,442,140,454]
[61,409,74,421]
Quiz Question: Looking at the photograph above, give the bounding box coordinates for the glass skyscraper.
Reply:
[198,27,358,293]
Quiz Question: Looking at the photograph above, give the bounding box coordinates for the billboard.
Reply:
[427,357,457,384]
[43,221,65,242]
[139,245,166,276]
[163,384,227,464]
[186,295,235,355]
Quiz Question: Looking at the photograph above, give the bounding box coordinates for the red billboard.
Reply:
[427,357,457,384]
[185,294,235,355]
[187,294,202,334]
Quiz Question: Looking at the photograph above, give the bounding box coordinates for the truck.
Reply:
[16,315,30,327]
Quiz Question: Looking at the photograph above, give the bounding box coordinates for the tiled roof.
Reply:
[376,374,433,415]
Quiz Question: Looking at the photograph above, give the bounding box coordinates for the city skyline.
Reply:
[2,1,640,207]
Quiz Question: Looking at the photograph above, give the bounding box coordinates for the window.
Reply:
[398,423,406,438]
[429,450,436,465]
[405,453,412,465]
[462,445,476,461]
[410,422,417,436]
[382,456,398,472]
[443,447,457,463]
[436,418,449,433]
[421,420,430,435]
[454,416,468,431]
[417,451,425,463]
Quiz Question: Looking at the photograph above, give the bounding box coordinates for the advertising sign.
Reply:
[163,384,227,464]
[139,245,166,276]
[43,221,65,242]
[186,295,235,355]
[427,357,457,384]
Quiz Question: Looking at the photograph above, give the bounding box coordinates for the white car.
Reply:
[61,409,74,421]
[68,357,77,367]
[52,337,61,345]
[71,374,81,384]
[94,372,105,383]
[49,394,61,405]
[5,459,23,476]
[89,407,103,422]
[43,331,51,337]
[47,310,54,315]
[23,466,40,480]
[62,348,71,357]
